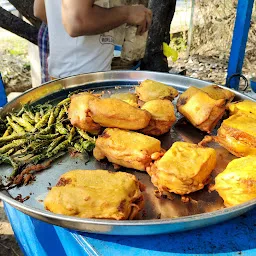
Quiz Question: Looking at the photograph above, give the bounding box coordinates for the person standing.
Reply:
[37,22,50,83]
[34,0,152,79]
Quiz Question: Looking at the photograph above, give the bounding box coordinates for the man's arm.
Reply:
[34,0,47,23]
[62,0,152,37]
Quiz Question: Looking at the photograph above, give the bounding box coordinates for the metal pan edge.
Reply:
[0,70,255,235]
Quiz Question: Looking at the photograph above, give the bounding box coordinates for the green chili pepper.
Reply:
[6,116,25,134]
[35,133,59,140]
[68,127,76,143]
[46,140,69,158]
[11,114,34,132]
[39,126,53,135]
[0,139,26,154]
[76,128,94,142]
[2,126,12,137]
[48,111,55,127]
[56,108,66,122]
[53,105,61,118]
[22,113,35,125]
[35,112,40,123]
[33,112,51,131]
[47,135,65,153]
[0,154,20,177]
[55,123,68,135]
[0,133,27,144]
[57,98,70,106]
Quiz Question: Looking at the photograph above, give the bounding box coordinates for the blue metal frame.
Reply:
[226,0,255,90]
[0,73,7,107]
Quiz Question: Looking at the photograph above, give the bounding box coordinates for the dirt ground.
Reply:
[0,200,23,256]
[0,29,32,96]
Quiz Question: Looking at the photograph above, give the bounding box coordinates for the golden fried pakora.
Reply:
[135,79,179,102]
[201,84,235,103]
[140,99,176,136]
[214,113,256,157]
[68,92,101,135]
[93,128,162,171]
[177,86,226,133]
[110,92,138,107]
[88,98,151,130]
[147,142,216,195]
[227,100,256,116]
[44,169,145,220]
[214,156,256,207]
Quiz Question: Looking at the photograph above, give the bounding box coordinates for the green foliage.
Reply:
[22,63,31,71]
[1,37,28,56]
[163,42,178,62]
[170,32,187,53]
[8,48,22,56]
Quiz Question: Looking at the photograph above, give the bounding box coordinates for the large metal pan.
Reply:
[0,71,255,236]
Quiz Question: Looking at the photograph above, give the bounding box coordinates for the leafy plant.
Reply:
[170,32,187,53]
[163,42,178,62]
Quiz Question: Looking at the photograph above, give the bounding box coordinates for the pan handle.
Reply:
[226,73,249,92]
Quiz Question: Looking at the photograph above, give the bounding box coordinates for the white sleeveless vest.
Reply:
[44,0,114,78]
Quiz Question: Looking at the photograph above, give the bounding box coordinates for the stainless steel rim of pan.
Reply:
[0,70,255,235]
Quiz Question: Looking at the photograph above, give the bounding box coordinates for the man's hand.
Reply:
[126,5,152,35]
[62,0,152,37]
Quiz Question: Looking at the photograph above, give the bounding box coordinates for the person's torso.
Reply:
[44,0,114,78]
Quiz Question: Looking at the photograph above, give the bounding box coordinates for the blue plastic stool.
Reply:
[4,203,66,256]
[4,202,256,256]
[250,77,256,93]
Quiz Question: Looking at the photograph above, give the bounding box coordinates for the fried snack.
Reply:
[214,113,256,157]
[141,99,176,136]
[88,98,151,130]
[135,79,179,102]
[44,170,144,220]
[177,86,226,133]
[93,128,162,171]
[110,92,138,107]
[148,142,216,195]
[201,84,235,103]
[227,100,256,116]
[68,92,101,134]
[214,156,256,207]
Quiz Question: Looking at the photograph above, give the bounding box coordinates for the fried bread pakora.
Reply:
[227,100,256,116]
[214,113,256,157]
[214,156,256,207]
[177,86,226,133]
[147,142,216,195]
[135,79,179,102]
[68,92,101,135]
[201,85,235,103]
[93,128,162,171]
[88,98,151,130]
[141,99,176,136]
[110,92,138,107]
[44,170,145,220]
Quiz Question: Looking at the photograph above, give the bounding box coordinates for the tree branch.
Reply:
[0,7,38,45]
[8,0,41,28]
[141,0,177,72]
